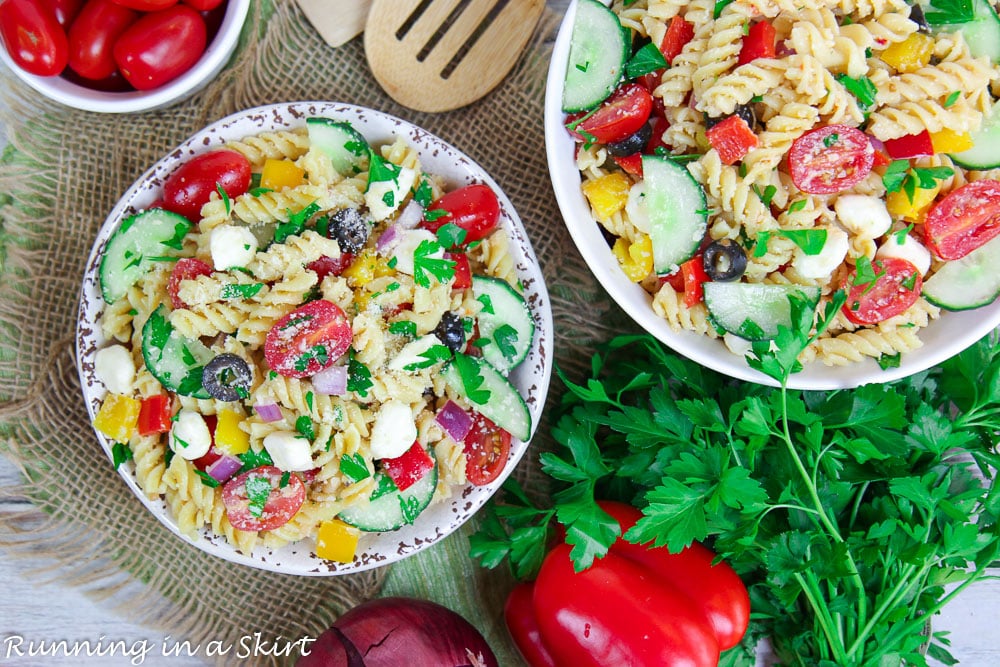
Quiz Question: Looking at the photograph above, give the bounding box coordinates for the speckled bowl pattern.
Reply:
[0,0,250,114]
[544,0,1000,391]
[76,102,554,575]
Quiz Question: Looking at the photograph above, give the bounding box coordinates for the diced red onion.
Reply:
[436,400,473,442]
[312,364,348,396]
[395,200,424,230]
[206,454,242,484]
[254,402,282,422]
[376,224,403,255]
[869,135,885,153]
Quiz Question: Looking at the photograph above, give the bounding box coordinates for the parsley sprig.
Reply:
[882,160,954,204]
[472,295,1000,666]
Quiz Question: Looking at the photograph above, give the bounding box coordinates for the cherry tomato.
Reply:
[46,0,84,28]
[182,0,223,9]
[0,0,68,76]
[566,82,653,145]
[110,0,177,9]
[113,4,206,91]
[306,253,354,281]
[420,183,500,243]
[842,257,922,325]
[162,149,251,222]
[264,300,353,379]
[167,257,213,309]
[61,66,132,90]
[788,125,874,194]
[463,413,511,486]
[67,0,137,80]
[924,180,1000,260]
[222,465,305,532]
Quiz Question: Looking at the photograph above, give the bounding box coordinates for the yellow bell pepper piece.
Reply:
[582,172,631,220]
[612,234,654,282]
[343,249,392,289]
[214,408,250,456]
[880,33,934,73]
[260,159,305,191]
[93,393,141,444]
[316,519,360,562]
[930,129,974,155]
[887,181,940,221]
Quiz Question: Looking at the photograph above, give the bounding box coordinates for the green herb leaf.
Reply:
[295,415,315,441]
[347,351,373,397]
[389,320,418,337]
[412,239,455,288]
[924,0,975,24]
[835,73,878,110]
[882,159,910,193]
[413,179,435,208]
[403,343,452,371]
[367,152,400,187]
[245,473,273,518]
[435,222,468,249]
[714,0,735,18]
[220,283,264,299]
[493,323,520,360]
[625,42,668,79]
[111,442,133,469]
[781,228,828,255]
[216,183,232,215]
[452,353,490,404]
[944,90,962,107]
[339,452,371,483]
[274,201,321,244]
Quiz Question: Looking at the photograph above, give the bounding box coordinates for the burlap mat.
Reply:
[0,2,634,664]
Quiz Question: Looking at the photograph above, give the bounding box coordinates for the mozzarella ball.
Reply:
[95,344,135,395]
[210,224,258,271]
[170,409,212,460]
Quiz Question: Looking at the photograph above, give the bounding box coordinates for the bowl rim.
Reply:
[0,0,250,114]
[544,0,1000,391]
[75,101,554,575]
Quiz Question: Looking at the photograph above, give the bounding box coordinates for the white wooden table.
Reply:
[1,1,999,665]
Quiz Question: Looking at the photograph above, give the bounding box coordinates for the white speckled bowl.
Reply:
[76,102,553,575]
[545,0,1000,390]
[0,0,249,114]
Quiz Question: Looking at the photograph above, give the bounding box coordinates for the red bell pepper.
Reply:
[612,153,644,177]
[738,21,776,65]
[660,15,695,64]
[662,256,710,307]
[445,251,471,289]
[136,394,173,436]
[506,501,750,667]
[705,115,759,165]
[381,441,434,492]
[883,130,934,159]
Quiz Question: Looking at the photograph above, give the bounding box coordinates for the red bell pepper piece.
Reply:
[705,115,759,165]
[445,251,471,289]
[681,256,710,307]
[613,153,644,177]
[381,441,433,492]
[645,114,671,156]
[883,130,934,159]
[872,146,892,168]
[660,15,695,63]
[738,20,777,65]
[136,394,172,436]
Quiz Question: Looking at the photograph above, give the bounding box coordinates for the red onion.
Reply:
[205,453,242,483]
[395,200,424,230]
[298,597,498,667]
[436,400,473,442]
[869,135,886,153]
[375,224,403,255]
[254,402,282,422]
[311,364,347,396]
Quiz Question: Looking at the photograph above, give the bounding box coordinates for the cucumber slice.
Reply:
[923,234,1000,310]
[99,208,191,304]
[306,117,370,176]
[338,463,438,532]
[950,100,1000,169]
[141,304,214,398]
[472,275,535,373]
[704,283,821,340]
[562,0,629,112]
[442,353,531,442]
[642,155,708,274]
[920,0,1000,62]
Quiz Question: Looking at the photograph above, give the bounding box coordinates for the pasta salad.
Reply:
[88,117,535,563]
[565,0,1000,368]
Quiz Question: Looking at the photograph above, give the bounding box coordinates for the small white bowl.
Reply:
[544,0,1000,391]
[0,0,250,114]
[75,102,553,575]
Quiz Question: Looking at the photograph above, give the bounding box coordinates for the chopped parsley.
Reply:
[111,442,132,469]
[245,474,273,518]
[493,324,520,360]
[195,470,221,488]
[274,201,321,244]
[220,283,264,299]
[452,354,491,405]
[389,320,418,337]
[835,74,878,110]
[237,447,274,475]
[413,179,435,208]
[367,152,401,187]
[752,184,778,207]
[293,345,330,374]
[944,91,962,108]
[279,471,291,488]
[477,294,495,315]
[713,0,735,18]
[249,187,274,197]
[823,133,840,148]
[215,183,232,215]
[347,351,373,397]
[625,42,667,80]
[435,222,468,249]
[755,229,828,257]
[295,415,315,441]
[412,239,455,288]
[788,199,808,213]
[339,452,371,483]
[924,0,975,24]
[882,160,954,203]
[403,344,452,371]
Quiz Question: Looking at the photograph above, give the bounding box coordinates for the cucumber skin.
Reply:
[338,465,438,533]
[306,117,370,176]
[442,354,531,442]
[99,209,191,303]
[704,283,821,341]
[950,101,1000,170]
[923,235,1000,311]
[140,304,212,399]
[642,156,708,275]
[471,275,536,373]
[562,0,629,112]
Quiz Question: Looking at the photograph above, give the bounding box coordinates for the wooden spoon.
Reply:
[364,0,545,113]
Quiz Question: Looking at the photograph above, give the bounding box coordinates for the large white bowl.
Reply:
[0,0,250,113]
[544,0,1000,390]
[75,102,553,575]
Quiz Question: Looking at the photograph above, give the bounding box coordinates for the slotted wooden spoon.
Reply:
[364,0,545,112]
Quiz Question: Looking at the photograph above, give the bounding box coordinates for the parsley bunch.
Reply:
[472,297,1000,666]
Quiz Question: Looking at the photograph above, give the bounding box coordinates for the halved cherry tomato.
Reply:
[264,300,352,379]
[110,0,177,10]
[420,183,501,243]
[566,82,653,145]
[446,251,471,289]
[381,441,434,492]
[463,413,511,486]
[222,465,305,532]
[306,253,355,282]
[167,257,213,308]
[842,257,922,324]
[67,0,138,81]
[136,394,173,436]
[47,0,84,28]
[738,21,776,65]
[162,148,251,222]
[788,125,874,194]
[923,180,1000,260]
[113,4,206,91]
[0,0,68,76]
